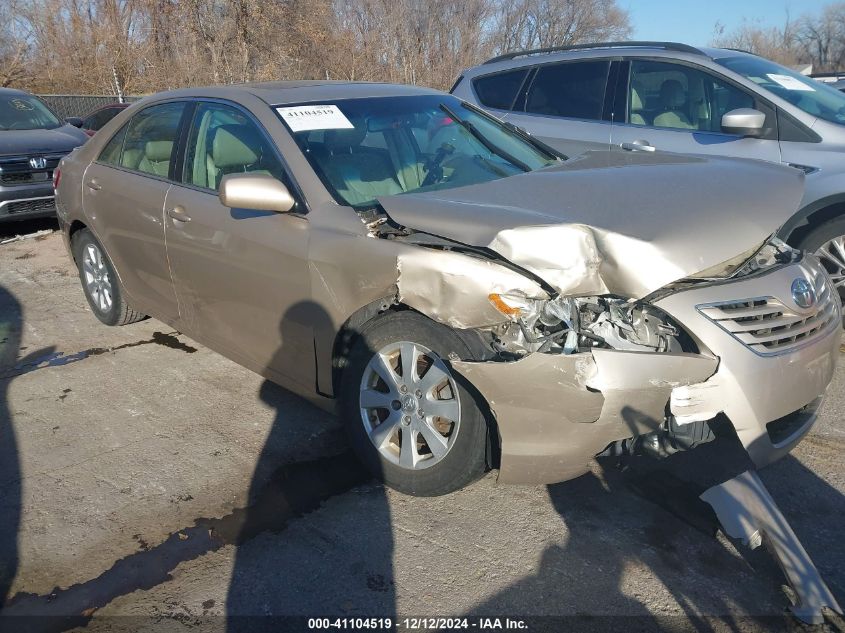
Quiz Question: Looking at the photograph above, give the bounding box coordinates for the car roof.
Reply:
[143,81,443,107]
[0,87,31,96]
[464,42,754,77]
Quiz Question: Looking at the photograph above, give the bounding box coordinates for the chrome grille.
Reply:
[697,266,839,355]
[0,154,63,187]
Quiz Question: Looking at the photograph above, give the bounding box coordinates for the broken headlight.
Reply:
[488,293,687,356]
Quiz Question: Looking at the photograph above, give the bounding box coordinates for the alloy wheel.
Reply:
[82,242,113,313]
[814,235,845,306]
[359,341,460,470]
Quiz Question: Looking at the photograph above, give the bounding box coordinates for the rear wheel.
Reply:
[71,229,145,326]
[339,311,489,496]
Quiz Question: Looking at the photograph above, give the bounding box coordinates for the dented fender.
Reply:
[452,348,718,485]
[395,248,546,329]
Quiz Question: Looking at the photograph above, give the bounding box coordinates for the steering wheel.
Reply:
[421,143,455,187]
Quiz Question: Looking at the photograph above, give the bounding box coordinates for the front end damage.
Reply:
[351,150,842,620]
[379,224,839,486]
[367,212,841,621]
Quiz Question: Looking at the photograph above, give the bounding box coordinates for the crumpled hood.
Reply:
[378,151,805,299]
[0,125,88,157]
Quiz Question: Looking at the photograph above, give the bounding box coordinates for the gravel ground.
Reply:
[0,220,843,632]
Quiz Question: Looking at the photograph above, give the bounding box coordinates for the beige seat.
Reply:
[653,79,695,130]
[321,126,402,205]
[137,140,173,177]
[630,84,646,126]
[206,125,263,189]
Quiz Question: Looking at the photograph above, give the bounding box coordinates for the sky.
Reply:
[625,0,830,47]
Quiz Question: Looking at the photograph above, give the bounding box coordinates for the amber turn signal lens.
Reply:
[488,293,522,316]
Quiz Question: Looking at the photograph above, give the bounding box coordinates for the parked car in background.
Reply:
[55,81,837,500]
[0,87,88,223]
[453,42,845,308]
[80,102,131,136]
[811,72,845,93]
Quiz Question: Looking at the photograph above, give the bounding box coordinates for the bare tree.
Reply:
[5,0,631,94]
[713,12,800,66]
[0,0,31,87]
[489,0,631,53]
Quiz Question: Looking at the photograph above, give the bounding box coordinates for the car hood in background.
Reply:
[0,125,88,156]
[378,151,805,299]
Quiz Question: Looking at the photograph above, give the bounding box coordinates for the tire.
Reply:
[71,229,146,326]
[797,217,845,325]
[339,310,489,496]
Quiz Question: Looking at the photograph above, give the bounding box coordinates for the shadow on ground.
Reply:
[468,433,844,631]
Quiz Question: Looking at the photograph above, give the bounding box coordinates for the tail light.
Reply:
[53,168,61,190]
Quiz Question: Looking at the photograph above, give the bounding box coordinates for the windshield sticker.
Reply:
[767,74,815,91]
[276,105,354,132]
[10,98,34,110]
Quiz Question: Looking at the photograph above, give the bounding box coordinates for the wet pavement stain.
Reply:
[0,331,197,379]
[1,452,369,631]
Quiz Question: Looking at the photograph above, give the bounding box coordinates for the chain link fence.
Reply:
[37,95,142,119]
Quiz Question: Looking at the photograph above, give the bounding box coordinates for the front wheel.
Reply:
[339,311,489,496]
[797,218,845,324]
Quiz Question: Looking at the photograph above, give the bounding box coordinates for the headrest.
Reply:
[212,125,260,168]
[630,83,644,111]
[145,140,173,162]
[660,80,686,108]
[324,123,367,151]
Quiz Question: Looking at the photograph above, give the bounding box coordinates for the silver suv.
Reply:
[453,42,845,305]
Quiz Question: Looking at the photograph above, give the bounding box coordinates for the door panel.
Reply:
[164,101,311,384]
[82,164,177,320]
[505,111,612,156]
[163,186,311,383]
[611,59,781,162]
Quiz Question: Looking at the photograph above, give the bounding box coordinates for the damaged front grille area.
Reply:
[697,268,838,355]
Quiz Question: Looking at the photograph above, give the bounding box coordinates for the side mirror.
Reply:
[65,117,84,128]
[721,108,766,138]
[218,173,296,213]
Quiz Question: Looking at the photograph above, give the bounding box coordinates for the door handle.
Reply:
[86,178,102,191]
[167,205,191,223]
[620,140,656,152]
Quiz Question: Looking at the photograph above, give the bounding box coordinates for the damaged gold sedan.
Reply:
[55,82,839,501]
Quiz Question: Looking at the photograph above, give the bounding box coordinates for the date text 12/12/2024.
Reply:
[307,618,529,630]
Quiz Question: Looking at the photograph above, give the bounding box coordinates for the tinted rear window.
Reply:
[525,61,610,120]
[473,69,529,110]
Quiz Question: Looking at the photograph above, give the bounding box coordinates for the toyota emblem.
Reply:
[791,277,816,309]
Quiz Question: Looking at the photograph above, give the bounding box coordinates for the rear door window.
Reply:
[525,61,611,120]
[472,69,529,111]
[119,102,186,178]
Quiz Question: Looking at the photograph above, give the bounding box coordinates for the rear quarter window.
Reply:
[472,69,529,111]
[98,124,127,165]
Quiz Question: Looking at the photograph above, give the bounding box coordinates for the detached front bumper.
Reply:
[453,257,839,485]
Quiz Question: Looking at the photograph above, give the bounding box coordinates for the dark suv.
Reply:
[0,88,89,223]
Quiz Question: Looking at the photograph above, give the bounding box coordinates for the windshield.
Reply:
[0,94,62,131]
[276,95,559,208]
[717,55,845,126]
